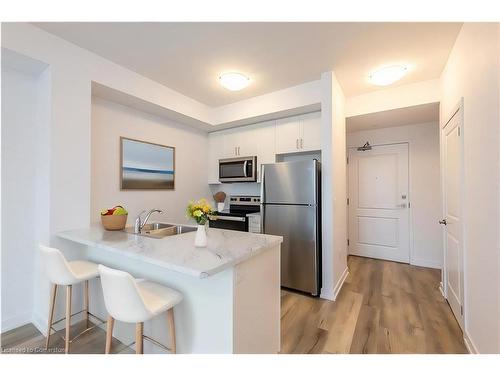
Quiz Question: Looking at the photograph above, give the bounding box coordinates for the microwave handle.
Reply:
[243,160,248,177]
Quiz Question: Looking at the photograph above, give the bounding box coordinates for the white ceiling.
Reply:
[34,22,461,106]
[346,102,439,133]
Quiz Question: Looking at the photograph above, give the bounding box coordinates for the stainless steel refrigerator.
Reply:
[260,159,321,296]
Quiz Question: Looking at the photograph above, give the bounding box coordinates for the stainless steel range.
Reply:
[209,195,260,232]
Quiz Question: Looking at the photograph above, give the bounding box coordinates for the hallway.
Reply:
[280,256,467,353]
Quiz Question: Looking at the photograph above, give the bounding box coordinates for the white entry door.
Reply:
[441,107,464,330]
[348,143,410,263]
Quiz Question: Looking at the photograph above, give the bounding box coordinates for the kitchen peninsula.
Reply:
[57,225,282,354]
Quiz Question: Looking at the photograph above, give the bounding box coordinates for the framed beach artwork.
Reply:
[120,137,175,190]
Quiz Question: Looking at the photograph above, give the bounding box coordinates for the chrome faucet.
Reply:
[134,209,163,234]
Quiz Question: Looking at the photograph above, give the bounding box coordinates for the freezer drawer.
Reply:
[263,204,320,295]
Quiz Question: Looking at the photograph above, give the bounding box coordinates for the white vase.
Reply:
[194,224,208,248]
[217,202,225,212]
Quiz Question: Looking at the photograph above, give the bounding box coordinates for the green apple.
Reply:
[113,206,128,215]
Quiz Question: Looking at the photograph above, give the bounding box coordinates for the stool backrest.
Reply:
[39,245,79,285]
[98,265,152,323]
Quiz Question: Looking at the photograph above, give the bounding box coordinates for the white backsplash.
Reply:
[209,183,261,209]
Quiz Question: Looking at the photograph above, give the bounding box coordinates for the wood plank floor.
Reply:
[281,256,467,354]
[1,320,133,354]
[2,256,467,354]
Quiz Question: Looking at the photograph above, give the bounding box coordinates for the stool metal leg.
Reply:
[65,285,72,354]
[84,280,89,328]
[105,315,114,354]
[135,322,143,354]
[45,284,58,350]
[167,308,176,354]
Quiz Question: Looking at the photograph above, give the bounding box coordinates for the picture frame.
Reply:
[120,137,175,190]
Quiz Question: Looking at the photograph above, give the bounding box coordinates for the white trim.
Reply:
[440,98,466,331]
[463,330,479,354]
[410,258,442,269]
[332,267,349,301]
[320,288,334,301]
[439,282,446,299]
[1,313,33,333]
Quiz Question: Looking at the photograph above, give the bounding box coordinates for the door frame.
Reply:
[347,141,412,264]
[440,98,466,331]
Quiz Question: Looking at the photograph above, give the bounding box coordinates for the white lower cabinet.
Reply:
[208,112,321,184]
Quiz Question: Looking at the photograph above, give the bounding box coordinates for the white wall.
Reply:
[440,23,500,354]
[91,97,212,225]
[1,23,334,331]
[346,79,440,117]
[1,63,50,330]
[347,122,442,269]
[321,71,348,300]
[211,80,321,128]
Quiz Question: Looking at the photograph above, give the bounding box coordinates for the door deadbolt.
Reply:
[439,219,447,225]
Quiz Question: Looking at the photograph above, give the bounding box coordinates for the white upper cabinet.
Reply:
[300,111,322,152]
[255,121,276,182]
[237,125,260,157]
[275,116,302,154]
[207,112,320,184]
[208,121,276,184]
[221,129,240,158]
[208,131,224,184]
[275,112,321,154]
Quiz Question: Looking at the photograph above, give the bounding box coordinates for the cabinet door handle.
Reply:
[234,147,237,156]
[300,138,303,149]
[238,146,240,155]
[296,139,299,149]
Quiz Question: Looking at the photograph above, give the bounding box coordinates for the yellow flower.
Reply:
[193,209,203,217]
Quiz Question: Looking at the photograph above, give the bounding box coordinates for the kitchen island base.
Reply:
[60,239,281,354]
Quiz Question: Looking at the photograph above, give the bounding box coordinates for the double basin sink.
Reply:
[124,222,196,239]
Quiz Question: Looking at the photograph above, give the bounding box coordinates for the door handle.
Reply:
[300,138,303,149]
[397,203,407,208]
[439,219,447,225]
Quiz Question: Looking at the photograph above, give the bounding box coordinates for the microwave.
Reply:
[219,156,257,183]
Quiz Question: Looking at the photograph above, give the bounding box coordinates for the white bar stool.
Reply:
[40,244,103,353]
[98,265,182,354]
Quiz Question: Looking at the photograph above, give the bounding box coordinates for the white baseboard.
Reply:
[439,282,446,298]
[320,288,334,301]
[463,330,479,354]
[332,267,349,301]
[410,258,442,269]
[1,313,32,333]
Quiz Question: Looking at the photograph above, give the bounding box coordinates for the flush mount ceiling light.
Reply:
[369,65,408,86]
[219,72,250,91]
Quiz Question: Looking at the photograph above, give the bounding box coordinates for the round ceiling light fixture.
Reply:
[219,72,250,91]
[369,65,408,86]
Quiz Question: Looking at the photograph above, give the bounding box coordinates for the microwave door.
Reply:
[220,160,246,179]
[219,157,256,182]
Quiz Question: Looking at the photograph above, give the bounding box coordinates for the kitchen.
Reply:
[2,19,500,364]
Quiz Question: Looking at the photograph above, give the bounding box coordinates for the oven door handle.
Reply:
[243,160,248,177]
[213,215,246,222]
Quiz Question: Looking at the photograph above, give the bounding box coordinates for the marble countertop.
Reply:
[57,224,282,279]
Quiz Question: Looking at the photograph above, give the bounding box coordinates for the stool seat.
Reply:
[99,264,182,354]
[68,260,99,281]
[136,280,183,316]
[40,244,102,354]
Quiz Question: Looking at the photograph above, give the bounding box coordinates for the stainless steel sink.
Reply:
[124,222,196,239]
